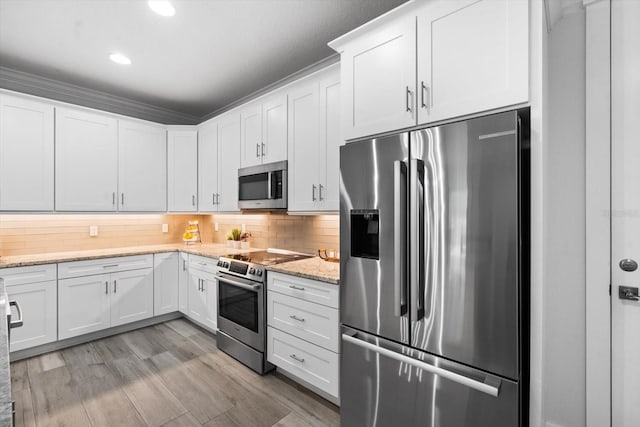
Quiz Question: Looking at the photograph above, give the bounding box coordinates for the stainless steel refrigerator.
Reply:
[339,109,529,427]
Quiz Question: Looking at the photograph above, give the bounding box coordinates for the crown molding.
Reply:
[0,66,200,125]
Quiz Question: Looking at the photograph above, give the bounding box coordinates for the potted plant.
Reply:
[240,231,252,249]
[230,228,242,248]
[225,231,234,248]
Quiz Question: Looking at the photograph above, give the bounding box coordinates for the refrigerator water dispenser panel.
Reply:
[350,210,379,259]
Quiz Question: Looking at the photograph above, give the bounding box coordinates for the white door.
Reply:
[6,280,57,351]
[118,120,167,212]
[287,81,320,212]
[262,93,288,164]
[198,120,219,212]
[318,66,342,211]
[58,274,111,339]
[167,130,198,212]
[416,0,528,124]
[202,275,218,331]
[612,1,640,425]
[55,108,118,211]
[153,253,179,316]
[339,13,416,140]
[178,252,189,314]
[110,268,154,327]
[217,112,241,212]
[187,271,207,323]
[0,95,54,211]
[240,103,262,168]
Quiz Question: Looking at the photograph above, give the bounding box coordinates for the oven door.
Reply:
[238,160,287,210]
[216,273,264,351]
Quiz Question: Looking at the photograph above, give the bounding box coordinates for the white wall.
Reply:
[542,9,587,427]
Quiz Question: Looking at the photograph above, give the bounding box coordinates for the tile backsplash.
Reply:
[0,213,339,256]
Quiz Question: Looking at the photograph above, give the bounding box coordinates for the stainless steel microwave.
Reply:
[238,160,287,210]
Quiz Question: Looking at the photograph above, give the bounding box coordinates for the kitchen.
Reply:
[0,1,637,427]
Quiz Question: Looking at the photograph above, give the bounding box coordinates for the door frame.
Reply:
[584,0,611,426]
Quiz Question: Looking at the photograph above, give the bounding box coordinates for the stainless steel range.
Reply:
[215,249,311,374]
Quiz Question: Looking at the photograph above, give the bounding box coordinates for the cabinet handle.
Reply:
[216,193,220,205]
[114,280,117,293]
[201,280,206,291]
[289,314,306,323]
[406,86,413,113]
[112,192,116,206]
[289,354,305,363]
[183,260,186,271]
[421,81,430,110]
[289,285,305,291]
[105,281,109,294]
[261,142,265,157]
[256,143,260,158]
[8,301,23,329]
[103,264,119,269]
[312,184,317,201]
[121,193,124,206]
[318,184,324,201]
[192,195,196,206]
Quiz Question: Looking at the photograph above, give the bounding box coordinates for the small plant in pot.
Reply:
[225,231,234,248]
[230,228,242,248]
[240,231,252,249]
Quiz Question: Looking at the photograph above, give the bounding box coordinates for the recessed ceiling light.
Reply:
[109,53,132,65]
[148,0,176,17]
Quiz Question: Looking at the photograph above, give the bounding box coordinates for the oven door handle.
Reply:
[215,275,262,291]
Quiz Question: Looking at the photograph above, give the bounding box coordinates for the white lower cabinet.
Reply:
[267,272,340,401]
[58,256,154,340]
[0,264,57,352]
[187,256,218,331]
[154,252,179,316]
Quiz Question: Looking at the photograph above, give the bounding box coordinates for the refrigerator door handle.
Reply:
[393,160,408,316]
[342,332,501,397]
[410,158,425,321]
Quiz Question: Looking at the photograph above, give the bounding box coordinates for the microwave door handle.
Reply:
[393,160,408,317]
[267,172,273,199]
[410,158,425,322]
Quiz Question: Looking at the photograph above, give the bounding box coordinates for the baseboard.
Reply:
[275,367,340,407]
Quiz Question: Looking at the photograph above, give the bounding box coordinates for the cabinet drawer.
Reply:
[189,255,218,274]
[267,326,339,399]
[268,291,339,352]
[58,255,153,279]
[0,264,57,286]
[267,272,339,308]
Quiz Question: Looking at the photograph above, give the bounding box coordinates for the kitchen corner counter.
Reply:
[0,243,262,269]
[267,256,340,285]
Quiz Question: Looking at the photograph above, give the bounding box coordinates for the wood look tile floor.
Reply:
[10,320,340,427]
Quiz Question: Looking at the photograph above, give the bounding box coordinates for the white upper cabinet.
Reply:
[118,120,167,212]
[288,65,342,212]
[216,112,241,212]
[240,93,287,168]
[55,107,118,211]
[198,120,219,212]
[416,0,529,124]
[332,13,416,141]
[167,129,198,212]
[0,95,54,211]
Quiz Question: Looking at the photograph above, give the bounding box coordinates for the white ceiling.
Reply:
[0,0,407,120]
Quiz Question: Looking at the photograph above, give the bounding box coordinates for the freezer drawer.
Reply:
[341,327,519,427]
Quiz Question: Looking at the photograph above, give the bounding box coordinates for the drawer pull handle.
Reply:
[289,315,306,323]
[103,264,119,268]
[289,354,305,363]
[289,285,305,291]
[199,262,208,266]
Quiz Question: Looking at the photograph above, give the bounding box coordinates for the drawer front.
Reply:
[268,291,339,352]
[267,326,339,399]
[268,272,339,308]
[0,264,57,286]
[189,255,218,274]
[58,255,153,279]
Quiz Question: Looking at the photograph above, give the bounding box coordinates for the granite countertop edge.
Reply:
[266,258,340,285]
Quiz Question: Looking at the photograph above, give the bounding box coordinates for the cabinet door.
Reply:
[340,14,416,140]
[202,276,218,331]
[0,95,54,211]
[198,120,219,212]
[262,93,288,164]
[287,81,320,212]
[167,130,198,212]
[187,271,207,323]
[58,274,111,339]
[239,103,262,168]
[6,280,57,351]
[55,108,118,211]
[417,0,528,124]
[217,113,241,212]
[118,120,167,212]
[178,252,189,314]
[318,66,342,211]
[153,253,179,316]
[110,268,154,327]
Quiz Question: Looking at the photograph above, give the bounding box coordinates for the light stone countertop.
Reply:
[267,256,340,285]
[0,280,12,425]
[0,243,261,269]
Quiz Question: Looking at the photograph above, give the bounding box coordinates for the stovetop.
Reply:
[221,250,311,266]
[217,250,312,282]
